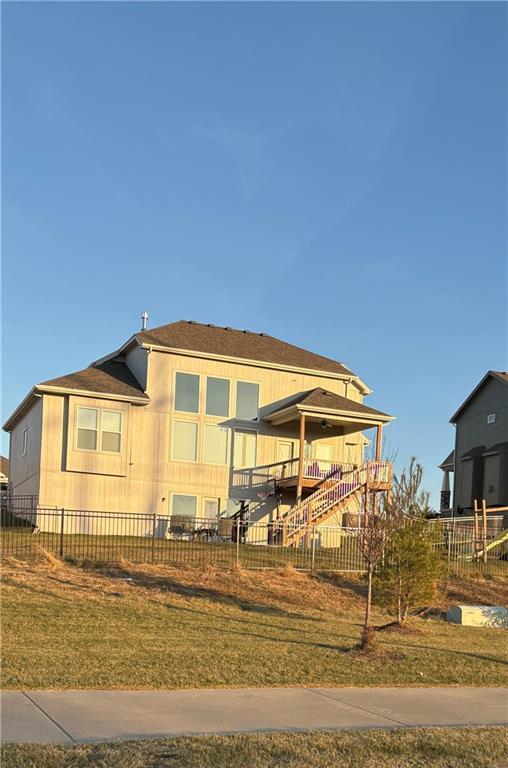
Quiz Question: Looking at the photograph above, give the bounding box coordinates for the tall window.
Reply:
[233,429,257,468]
[21,426,28,457]
[206,377,230,417]
[174,373,199,413]
[172,421,198,461]
[236,382,259,420]
[76,407,123,453]
[204,424,228,465]
[77,408,98,450]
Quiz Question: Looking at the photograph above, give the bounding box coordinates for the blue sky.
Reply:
[2,2,506,507]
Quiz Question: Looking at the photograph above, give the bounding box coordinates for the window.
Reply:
[21,426,28,457]
[204,424,228,464]
[76,407,123,453]
[204,497,219,521]
[101,411,122,453]
[234,429,257,468]
[487,413,496,424]
[236,382,259,420]
[206,377,230,417]
[174,373,199,413]
[172,421,198,461]
[77,408,98,450]
[171,494,197,533]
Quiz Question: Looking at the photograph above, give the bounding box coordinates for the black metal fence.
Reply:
[1,498,507,575]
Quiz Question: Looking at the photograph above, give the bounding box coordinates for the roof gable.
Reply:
[138,320,356,379]
[450,371,508,423]
[267,387,393,421]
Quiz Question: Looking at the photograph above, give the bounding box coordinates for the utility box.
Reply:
[447,605,508,628]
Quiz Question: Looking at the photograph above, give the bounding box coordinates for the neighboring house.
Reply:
[440,371,508,517]
[0,456,8,493]
[3,319,394,535]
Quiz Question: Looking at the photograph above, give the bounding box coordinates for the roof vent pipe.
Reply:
[141,311,149,331]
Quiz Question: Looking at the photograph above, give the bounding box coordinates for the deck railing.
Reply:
[232,458,357,490]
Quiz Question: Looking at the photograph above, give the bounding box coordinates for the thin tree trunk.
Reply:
[364,562,373,633]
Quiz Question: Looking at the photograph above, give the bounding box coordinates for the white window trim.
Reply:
[169,492,199,528]
[173,371,201,415]
[171,419,199,463]
[21,426,28,457]
[75,406,123,455]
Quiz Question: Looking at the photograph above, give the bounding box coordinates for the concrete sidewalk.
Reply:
[1,687,507,745]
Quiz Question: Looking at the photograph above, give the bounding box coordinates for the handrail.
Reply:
[279,461,392,536]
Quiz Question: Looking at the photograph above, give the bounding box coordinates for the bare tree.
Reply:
[358,491,401,649]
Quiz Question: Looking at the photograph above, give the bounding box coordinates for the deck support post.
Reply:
[375,424,383,462]
[297,412,306,505]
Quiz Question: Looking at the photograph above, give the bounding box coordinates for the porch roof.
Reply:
[263,388,394,430]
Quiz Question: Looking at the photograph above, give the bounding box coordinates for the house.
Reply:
[439,371,508,518]
[3,319,394,538]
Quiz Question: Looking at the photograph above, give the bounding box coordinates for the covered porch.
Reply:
[263,387,394,500]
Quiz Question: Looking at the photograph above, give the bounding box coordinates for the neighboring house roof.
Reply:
[40,361,149,401]
[439,450,455,471]
[138,320,356,379]
[450,370,508,423]
[265,387,393,422]
[0,455,8,478]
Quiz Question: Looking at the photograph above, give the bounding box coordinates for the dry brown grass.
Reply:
[2,728,508,768]
[2,556,507,690]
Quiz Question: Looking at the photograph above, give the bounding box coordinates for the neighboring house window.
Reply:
[101,411,122,453]
[234,429,257,468]
[172,421,198,461]
[204,424,228,465]
[21,426,28,457]
[174,373,200,413]
[171,494,197,533]
[236,382,259,420]
[77,408,99,450]
[77,407,123,453]
[206,377,230,417]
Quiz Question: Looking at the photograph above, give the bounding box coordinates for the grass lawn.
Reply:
[2,728,508,768]
[2,555,507,690]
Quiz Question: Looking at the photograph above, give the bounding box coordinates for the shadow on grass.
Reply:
[69,561,323,622]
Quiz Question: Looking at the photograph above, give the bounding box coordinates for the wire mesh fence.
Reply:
[1,498,507,575]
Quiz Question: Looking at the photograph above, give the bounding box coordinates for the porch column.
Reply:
[375,423,383,461]
[297,412,306,504]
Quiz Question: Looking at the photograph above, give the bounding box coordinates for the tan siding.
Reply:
[33,346,372,522]
[8,398,42,495]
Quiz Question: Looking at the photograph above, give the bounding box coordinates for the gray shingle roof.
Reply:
[268,387,392,420]
[138,320,354,377]
[40,361,149,400]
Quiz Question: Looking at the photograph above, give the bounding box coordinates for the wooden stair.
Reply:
[277,461,392,546]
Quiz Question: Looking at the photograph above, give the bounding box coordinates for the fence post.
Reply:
[235,517,240,568]
[59,508,65,558]
[311,525,316,571]
[151,513,157,564]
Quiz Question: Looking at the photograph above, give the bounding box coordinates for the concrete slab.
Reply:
[26,688,396,743]
[310,687,508,727]
[2,687,507,745]
[0,691,73,745]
